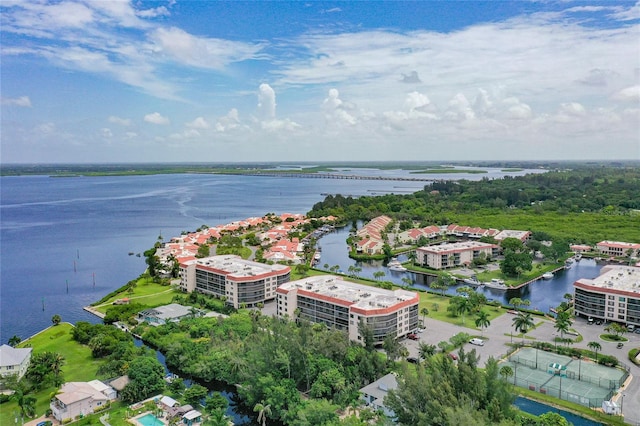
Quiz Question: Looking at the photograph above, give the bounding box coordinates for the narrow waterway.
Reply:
[317,225,603,313]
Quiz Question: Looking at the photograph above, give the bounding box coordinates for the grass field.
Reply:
[93,277,178,314]
[1,323,107,425]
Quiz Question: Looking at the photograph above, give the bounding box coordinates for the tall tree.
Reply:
[512,312,534,344]
[475,310,491,336]
[420,307,429,327]
[51,314,62,326]
[588,341,602,362]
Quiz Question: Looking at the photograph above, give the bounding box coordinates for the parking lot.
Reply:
[401,313,640,422]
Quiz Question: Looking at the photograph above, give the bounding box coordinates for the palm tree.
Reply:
[454,297,473,325]
[418,342,436,360]
[373,271,385,281]
[7,335,21,347]
[51,314,62,326]
[50,352,66,386]
[499,365,514,385]
[401,277,413,287]
[588,341,602,362]
[554,311,572,345]
[475,310,491,336]
[420,307,429,327]
[254,402,271,426]
[512,311,534,344]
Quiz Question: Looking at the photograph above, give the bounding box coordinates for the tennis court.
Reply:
[501,347,628,408]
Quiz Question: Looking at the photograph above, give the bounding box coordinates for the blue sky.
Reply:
[1,1,639,163]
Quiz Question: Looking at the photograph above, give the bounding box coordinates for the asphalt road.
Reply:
[402,313,640,423]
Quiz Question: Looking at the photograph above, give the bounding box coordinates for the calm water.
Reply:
[317,225,602,314]
[0,167,539,341]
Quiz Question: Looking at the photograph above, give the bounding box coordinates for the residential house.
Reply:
[0,345,31,381]
[51,381,116,422]
[137,303,201,326]
[360,373,398,418]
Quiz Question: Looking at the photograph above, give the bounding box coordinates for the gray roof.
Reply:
[140,303,193,320]
[0,344,31,367]
[359,373,398,402]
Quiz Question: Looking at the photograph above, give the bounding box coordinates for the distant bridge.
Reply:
[216,172,433,182]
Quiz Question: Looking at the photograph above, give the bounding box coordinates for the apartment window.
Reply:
[619,309,626,314]
[618,315,625,320]
[608,313,614,318]
[608,307,614,312]
[620,297,626,302]
[608,301,615,306]
[609,295,615,300]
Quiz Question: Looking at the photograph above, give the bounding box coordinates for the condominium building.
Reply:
[596,241,640,258]
[276,275,420,345]
[416,241,499,270]
[179,255,291,308]
[574,265,640,327]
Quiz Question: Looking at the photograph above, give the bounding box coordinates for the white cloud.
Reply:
[136,6,170,18]
[612,85,640,102]
[108,115,132,126]
[144,112,170,125]
[609,2,640,21]
[186,117,209,129]
[148,27,263,70]
[258,83,277,120]
[101,128,113,138]
[216,109,241,132]
[322,88,358,125]
[1,96,32,107]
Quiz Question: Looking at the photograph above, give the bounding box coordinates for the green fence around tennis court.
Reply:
[501,347,628,408]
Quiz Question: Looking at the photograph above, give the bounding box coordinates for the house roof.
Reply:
[359,373,398,403]
[160,395,179,407]
[56,382,108,405]
[0,345,31,367]
[183,410,202,420]
[107,375,129,391]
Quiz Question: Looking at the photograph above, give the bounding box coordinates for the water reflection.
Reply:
[317,226,602,313]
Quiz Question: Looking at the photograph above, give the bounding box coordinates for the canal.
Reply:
[316,225,603,313]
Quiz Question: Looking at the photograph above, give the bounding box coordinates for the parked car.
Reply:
[595,320,603,325]
[617,342,624,349]
[469,338,485,346]
[448,352,458,361]
[407,333,419,340]
[407,357,419,364]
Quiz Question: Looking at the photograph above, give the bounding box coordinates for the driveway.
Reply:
[402,314,640,423]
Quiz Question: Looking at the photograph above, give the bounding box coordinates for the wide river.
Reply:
[2,166,552,341]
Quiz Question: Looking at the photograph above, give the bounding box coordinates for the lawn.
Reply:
[1,323,107,426]
[418,291,506,329]
[93,277,179,314]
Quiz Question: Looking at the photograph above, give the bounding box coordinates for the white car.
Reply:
[469,338,485,346]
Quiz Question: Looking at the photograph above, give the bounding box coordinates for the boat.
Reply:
[463,276,483,287]
[542,272,554,280]
[575,253,582,261]
[387,259,407,272]
[483,278,507,290]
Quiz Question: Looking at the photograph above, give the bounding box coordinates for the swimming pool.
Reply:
[136,413,165,426]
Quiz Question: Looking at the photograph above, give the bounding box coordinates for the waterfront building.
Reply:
[596,241,640,258]
[493,229,531,243]
[570,244,592,254]
[276,275,419,344]
[0,344,31,381]
[137,303,203,326]
[573,265,640,327]
[445,224,500,239]
[398,225,442,244]
[416,241,499,270]
[355,215,392,254]
[179,255,291,308]
[50,381,116,422]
